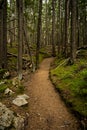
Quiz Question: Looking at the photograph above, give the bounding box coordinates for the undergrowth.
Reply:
[50,50,87,118]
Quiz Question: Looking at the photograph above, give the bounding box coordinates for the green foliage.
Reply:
[8,43,18,54]
[0,84,7,93]
[16,85,24,94]
[0,69,6,79]
[51,55,87,117]
[0,80,12,93]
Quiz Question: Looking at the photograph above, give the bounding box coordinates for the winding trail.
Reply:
[26,58,80,130]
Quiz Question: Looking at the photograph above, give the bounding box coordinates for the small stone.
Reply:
[0,81,5,85]
[3,71,10,79]
[12,77,20,87]
[37,113,41,116]
[17,94,29,100]
[4,88,14,95]
[12,97,28,107]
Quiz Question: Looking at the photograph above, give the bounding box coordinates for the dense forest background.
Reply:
[0,0,87,74]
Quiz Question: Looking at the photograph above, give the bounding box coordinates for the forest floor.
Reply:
[24,58,81,130]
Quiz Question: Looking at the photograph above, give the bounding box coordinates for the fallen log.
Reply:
[7,52,30,62]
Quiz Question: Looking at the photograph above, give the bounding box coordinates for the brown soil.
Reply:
[25,58,81,130]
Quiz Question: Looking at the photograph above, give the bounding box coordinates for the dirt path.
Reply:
[26,58,81,130]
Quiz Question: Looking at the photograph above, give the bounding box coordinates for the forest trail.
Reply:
[26,58,80,130]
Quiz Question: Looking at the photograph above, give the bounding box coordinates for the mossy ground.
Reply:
[50,50,87,118]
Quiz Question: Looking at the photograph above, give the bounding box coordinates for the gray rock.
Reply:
[0,102,28,130]
[3,71,10,79]
[0,102,14,128]
[17,94,29,100]
[0,126,5,130]
[4,88,14,95]
[0,81,5,85]
[12,97,28,107]
[13,115,25,130]
[12,77,20,87]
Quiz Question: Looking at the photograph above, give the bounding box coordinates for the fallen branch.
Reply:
[7,52,30,62]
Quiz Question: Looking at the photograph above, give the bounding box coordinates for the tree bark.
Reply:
[64,0,70,56]
[0,0,7,68]
[36,0,42,69]
[70,0,77,63]
[52,0,56,56]
[16,0,23,79]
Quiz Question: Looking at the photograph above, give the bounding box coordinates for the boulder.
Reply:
[0,102,28,130]
[0,102,14,129]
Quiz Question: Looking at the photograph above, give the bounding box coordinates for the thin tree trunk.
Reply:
[0,7,3,68]
[52,0,56,56]
[16,0,23,79]
[57,0,61,55]
[64,0,70,56]
[3,0,7,68]
[70,0,77,63]
[0,0,7,68]
[36,0,42,69]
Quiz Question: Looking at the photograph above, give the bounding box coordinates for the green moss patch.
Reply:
[50,53,87,118]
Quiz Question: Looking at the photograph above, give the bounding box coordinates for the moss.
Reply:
[16,85,24,94]
[7,43,18,54]
[50,53,87,118]
[0,84,7,93]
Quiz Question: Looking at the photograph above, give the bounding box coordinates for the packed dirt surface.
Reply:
[25,58,81,130]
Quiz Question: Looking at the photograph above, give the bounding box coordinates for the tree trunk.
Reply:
[16,0,23,79]
[52,0,56,56]
[36,0,42,69]
[57,0,61,55]
[64,0,70,56]
[0,7,3,68]
[0,0,7,68]
[70,0,77,63]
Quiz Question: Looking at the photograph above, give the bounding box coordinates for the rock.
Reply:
[4,88,14,95]
[13,115,25,130]
[0,126,5,130]
[17,94,29,100]
[0,81,5,85]
[0,102,28,130]
[3,71,10,79]
[0,102,14,129]
[12,77,20,87]
[12,97,28,107]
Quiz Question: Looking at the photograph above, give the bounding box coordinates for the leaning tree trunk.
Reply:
[16,0,23,79]
[36,0,42,69]
[70,0,77,63]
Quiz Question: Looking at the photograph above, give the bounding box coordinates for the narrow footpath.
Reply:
[26,58,81,130]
